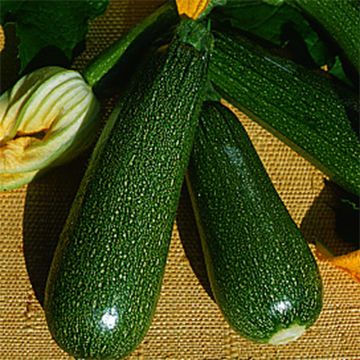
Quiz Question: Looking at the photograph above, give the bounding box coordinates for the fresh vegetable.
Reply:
[0,0,356,357]
[44,19,211,360]
[0,66,100,191]
[186,101,323,344]
[0,2,178,191]
[209,29,360,195]
[287,0,360,72]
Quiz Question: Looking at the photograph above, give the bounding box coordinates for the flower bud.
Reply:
[0,66,100,191]
[176,0,227,20]
[176,0,210,19]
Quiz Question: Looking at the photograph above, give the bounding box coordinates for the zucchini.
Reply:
[287,0,360,72]
[209,29,360,195]
[44,21,211,360]
[186,101,323,344]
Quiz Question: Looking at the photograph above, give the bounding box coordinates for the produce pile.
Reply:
[0,0,359,359]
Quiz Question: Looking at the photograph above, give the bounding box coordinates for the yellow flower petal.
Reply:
[0,66,100,191]
[315,241,360,283]
[176,0,210,19]
[330,250,360,283]
[0,170,38,191]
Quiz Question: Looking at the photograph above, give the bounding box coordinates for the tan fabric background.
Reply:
[0,1,359,359]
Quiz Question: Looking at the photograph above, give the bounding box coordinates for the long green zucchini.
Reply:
[209,28,360,195]
[287,0,360,72]
[44,20,211,360]
[186,101,323,344]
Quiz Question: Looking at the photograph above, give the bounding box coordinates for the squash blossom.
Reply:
[176,0,227,20]
[0,66,100,191]
[0,1,178,192]
[176,0,210,19]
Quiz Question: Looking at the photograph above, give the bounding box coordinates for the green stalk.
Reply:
[83,1,178,88]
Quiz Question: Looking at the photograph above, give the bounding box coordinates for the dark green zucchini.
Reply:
[209,29,360,195]
[44,21,211,360]
[288,0,360,72]
[186,101,323,344]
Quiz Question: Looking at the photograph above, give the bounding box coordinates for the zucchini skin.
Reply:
[44,26,210,360]
[186,102,323,344]
[209,29,360,195]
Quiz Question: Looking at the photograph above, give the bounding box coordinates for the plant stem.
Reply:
[83,1,178,88]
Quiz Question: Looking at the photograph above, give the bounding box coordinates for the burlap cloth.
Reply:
[0,1,359,359]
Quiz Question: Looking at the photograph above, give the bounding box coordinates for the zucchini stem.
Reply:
[83,1,177,88]
[268,324,306,345]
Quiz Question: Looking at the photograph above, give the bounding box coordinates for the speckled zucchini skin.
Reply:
[209,30,360,195]
[44,26,210,360]
[186,102,323,343]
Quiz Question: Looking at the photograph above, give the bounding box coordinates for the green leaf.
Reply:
[0,1,22,23]
[213,0,333,67]
[328,56,353,87]
[0,0,109,71]
[303,32,332,67]
[198,0,228,19]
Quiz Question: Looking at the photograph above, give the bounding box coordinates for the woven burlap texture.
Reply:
[0,1,359,359]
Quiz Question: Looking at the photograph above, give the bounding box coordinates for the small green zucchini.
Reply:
[44,20,211,360]
[186,101,323,344]
[209,29,360,195]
